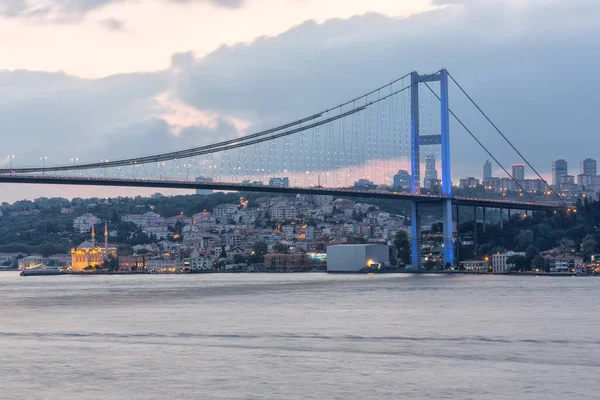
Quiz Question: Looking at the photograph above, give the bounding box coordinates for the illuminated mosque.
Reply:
[71,222,117,272]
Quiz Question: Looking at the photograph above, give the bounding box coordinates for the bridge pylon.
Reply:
[410,69,454,267]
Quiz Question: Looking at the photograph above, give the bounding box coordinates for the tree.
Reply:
[219,247,228,259]
[532,254,546,271]
[393,230,410,266]
[233,254,247,264]
[111,210,120,224]
[525,246,540,263]
[558,238,575,251]
[517,230,534,250]
[252,241,268,258]
[273,242,289,253]
[506,255,528,271]
[580,234,597,259]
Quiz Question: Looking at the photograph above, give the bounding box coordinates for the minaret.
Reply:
[104,221,109,259]
[91,223,95,248]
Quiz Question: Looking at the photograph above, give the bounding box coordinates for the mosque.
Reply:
[71,222,117,272]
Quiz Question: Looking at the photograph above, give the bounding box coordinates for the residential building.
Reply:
[0,252,25,266]
[459,177,480,189]
[491,251,525,274]
[213,204,238,221]
[269,205,296,220]
[190,249,214,271]
[354,179,376,190]
[122,212,161,228]
[73,214,97,233]
[512,164,525,182]
[548,255,583,272]
[460,260,488,271]
[264,253,310,272]
[393,170,411,188]
[118,256,147,272]
[268,177,290,188]
[18,255,46,270]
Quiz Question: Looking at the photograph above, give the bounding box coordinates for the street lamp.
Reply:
[7,155,15,170]
[71,157,78,178]
[40,156,47,176]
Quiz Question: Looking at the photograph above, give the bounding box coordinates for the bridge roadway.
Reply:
[0,175,566,211]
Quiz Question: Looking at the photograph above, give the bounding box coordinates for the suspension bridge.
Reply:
[0,68,567,266]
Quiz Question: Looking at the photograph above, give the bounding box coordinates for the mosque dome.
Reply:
[77,241,94,249]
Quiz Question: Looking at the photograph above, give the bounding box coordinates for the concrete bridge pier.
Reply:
[411,201,422,267]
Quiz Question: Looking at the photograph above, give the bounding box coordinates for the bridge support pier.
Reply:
[411,201,422,267]
[473,206,478,260]
[482,207,487,234]
[500,208,504,230]
[442,199,454,267]
[455,204,460,265]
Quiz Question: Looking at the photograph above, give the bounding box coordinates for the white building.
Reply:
[269,205,296,220]
[213,204,239,221]
[18,255,46,270]
[491,251,525,274]
[327,244,389,272]
[190,249,214,271]
[146,258,183,273]
[122,212,161,228]
[73,214,97,233]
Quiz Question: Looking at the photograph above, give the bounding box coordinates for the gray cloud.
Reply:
[101,17,124,30]
[0,0,245,21]
[171,0,600,179]
[3,0,600,185]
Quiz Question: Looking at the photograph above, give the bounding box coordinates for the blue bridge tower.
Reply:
[410,69,454,267]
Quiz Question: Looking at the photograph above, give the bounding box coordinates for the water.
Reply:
[1,272,599,399]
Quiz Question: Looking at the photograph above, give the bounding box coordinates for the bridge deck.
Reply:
[0,175,566,211]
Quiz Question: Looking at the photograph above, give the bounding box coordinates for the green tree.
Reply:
[252,241,268,258]
[393,230,410,266]
[272,242,289,254]
[219,247,228,259]
[506,255,528,271]
[233,254,247,264]
[517,230,534,250]
[580,234,597,259]
[525,246,540,263]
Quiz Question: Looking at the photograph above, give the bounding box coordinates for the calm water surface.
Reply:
[1,272,599,399]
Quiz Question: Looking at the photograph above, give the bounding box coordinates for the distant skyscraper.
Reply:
[552,159,568,186]
[483,160,492,180]
[393,170,411,188]
[512,164,525,182]
[268,177,290,188]
[424,154,438,189]
[581,158,597,176]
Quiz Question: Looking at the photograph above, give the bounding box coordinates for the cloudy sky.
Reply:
[1,0,599,202]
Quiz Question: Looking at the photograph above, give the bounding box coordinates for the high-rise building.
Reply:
[483,160,492,180]
[581,158,597,176]
[268,177,290,188]
[552,159,568,186]
[424,154,438,189]
[512,164,525,182]
[393,170,411,188]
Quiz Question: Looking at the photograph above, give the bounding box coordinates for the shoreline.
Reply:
[14,269,591,277]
